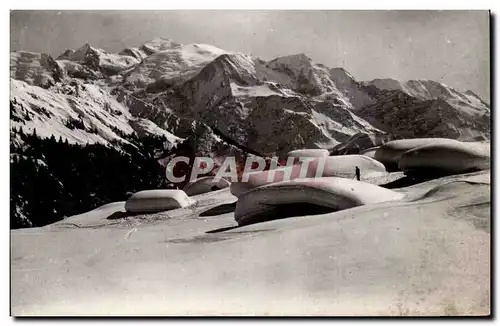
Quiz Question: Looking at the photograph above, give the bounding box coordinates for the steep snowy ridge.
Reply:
[405,80,465,101]
[173,53,259,113]
[10,78,181,147]
[406,80,490,116]
[10,78,136,144]
[365,78,405,92]
[266,54,351,104]
[10,51,64,88]
[154,52,383,155]
[118,38,180,63]
[464,89,489,105]
[356,89,490,141]
[57,43,140,76]
[9,39,209,147]
[124,43,228,88]
[338,77,492,142]
[128,118,182,144]
[329,67,375,110]
[137,37,181,55]
[366,78,490,115]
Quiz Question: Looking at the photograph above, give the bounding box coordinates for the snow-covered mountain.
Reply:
[10,77,182,146]
[10,51,64,88]
[124,42,228,89]
[149,52,386,156]
[10,37,490,155]
[57,43,140,76]
[366,78,490,111]
[356,79,490,141]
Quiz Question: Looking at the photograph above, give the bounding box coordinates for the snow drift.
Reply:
[328,133,388,155]
[287,149,329,158]
[234,177,405,226]
[183,176,230,196]
[360,146,379,159]
[125,190,193,213]
[374,138,460,171]
[399,141,490,175]
[11,170,490,316]
[231,155,387,197]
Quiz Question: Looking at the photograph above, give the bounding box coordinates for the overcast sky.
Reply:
[10,10,490,100]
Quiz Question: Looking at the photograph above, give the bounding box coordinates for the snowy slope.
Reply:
[10,79,184,147]
[10,78,135,144]
[129,118,182,143]
[10,40,195,147]
[11,170,490,316]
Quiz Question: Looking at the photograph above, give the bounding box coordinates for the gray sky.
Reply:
[10,10,490,100]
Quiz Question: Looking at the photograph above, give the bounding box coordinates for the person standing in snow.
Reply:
[355,166,360,181]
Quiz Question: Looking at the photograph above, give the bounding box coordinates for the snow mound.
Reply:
[235,177,405,226]
[360,146,379,159]
[11,171,490,316]
[53,202,126,226]
[329,132,388,155]
[287,149,329,158]
[125,190,194,213]
[375,138,460,171]
[399,141,490,175]
[183,176,230,196]
[231,155,387,197]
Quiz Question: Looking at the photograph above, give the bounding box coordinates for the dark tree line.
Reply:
[10,128,169,229]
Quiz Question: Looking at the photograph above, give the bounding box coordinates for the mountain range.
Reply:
[10,37,491,159]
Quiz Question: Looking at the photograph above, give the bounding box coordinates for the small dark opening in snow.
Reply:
[239,203,337,227]
[200,202,237,217]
